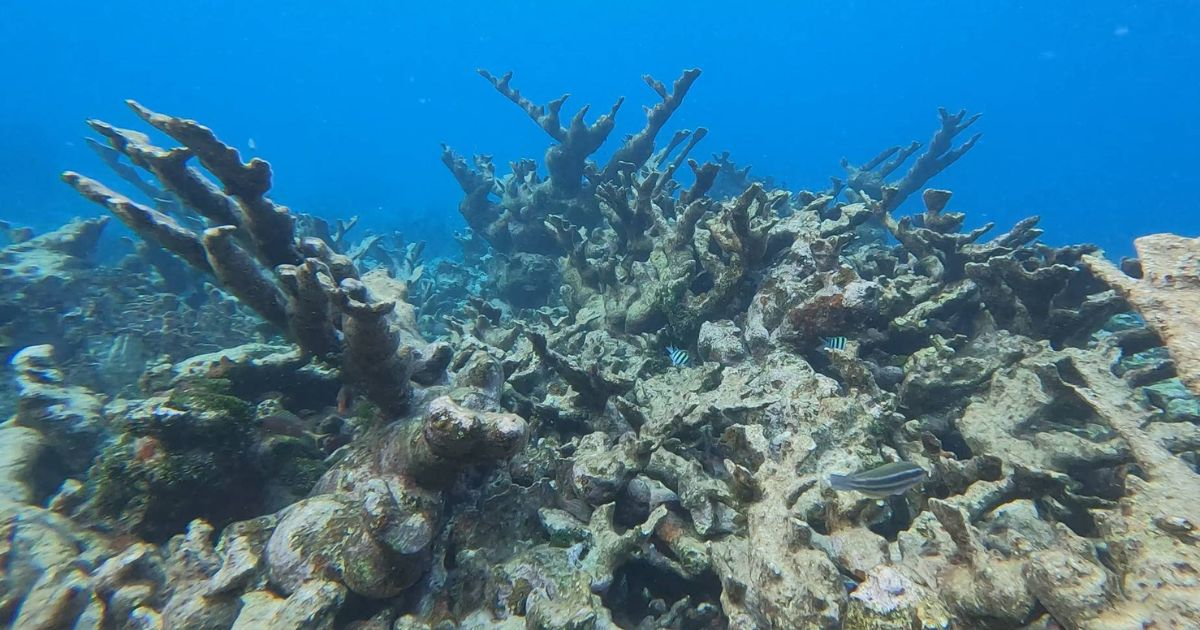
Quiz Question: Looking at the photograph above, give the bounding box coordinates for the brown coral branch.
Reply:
[478,69,623,196]
[525,330,632,410]
[601,68,702,181]
[276,259,341,359]
[127,100,300,267]
[61,172,212,273]
[881,108,980,213]
[201,226,291,330]
[87,120,244,229]
[439,145,514,252]
[338,279,413,416]
[84,137,176,213]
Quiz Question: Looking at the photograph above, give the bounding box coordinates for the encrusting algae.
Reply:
[0,66,1195,629]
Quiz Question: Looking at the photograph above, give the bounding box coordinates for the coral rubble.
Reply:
[1,68,1198,630]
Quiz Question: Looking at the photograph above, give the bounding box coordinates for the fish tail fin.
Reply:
[828,474,853,491]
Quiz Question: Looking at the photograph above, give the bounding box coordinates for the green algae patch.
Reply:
[166,378,252,423]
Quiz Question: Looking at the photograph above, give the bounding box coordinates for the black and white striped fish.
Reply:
[666,345,690,367]
[822,336,847,351]
[828,462,927,498]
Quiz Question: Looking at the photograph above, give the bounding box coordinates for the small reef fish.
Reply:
[829,461,927,498]
[666,345,690,367]
[258,413,320,442]
[336,385,353,415]
[822,336,847,351]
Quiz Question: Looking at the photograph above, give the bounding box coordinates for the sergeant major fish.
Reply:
[828,461,927,498]
[822,336,847,351]
[666,345,690,367]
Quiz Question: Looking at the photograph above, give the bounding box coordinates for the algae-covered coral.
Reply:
[1,68,1198,630]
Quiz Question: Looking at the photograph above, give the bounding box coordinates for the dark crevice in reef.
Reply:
[601,560,724,628]
[1067,462,1133,502]
[1037,495,1099,539]
[868,496,916,541]
[935,423,974,460]
[30,446,68,505]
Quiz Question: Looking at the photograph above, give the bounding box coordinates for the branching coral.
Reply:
[442,68,704,256]
[839,108,981,214]
[62,101,435,416]
[19,63,1200,630]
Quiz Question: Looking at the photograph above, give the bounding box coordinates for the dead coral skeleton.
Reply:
[63,101,448,416]
[13,67,1199,630]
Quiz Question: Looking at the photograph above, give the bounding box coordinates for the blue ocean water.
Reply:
[2,1,1197,257]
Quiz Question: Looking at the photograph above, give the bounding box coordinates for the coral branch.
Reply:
[61,172,212,273]
[337,280,413,416]
[526,330,632,410]
[478,69,623,196]
[88,120,244,229]
[840,108,980,213]
[201,226,290,330]
[127,100,300,266]
[601,68,702,180]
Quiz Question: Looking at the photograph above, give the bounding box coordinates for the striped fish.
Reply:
[666,345,690,367]
[822,336,847,351]
[828,462,927,498]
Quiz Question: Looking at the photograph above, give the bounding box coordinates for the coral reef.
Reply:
[1,68,1198,630]
[63,100,451,416]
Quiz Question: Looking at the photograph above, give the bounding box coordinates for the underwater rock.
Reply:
[705,354,872,628]
[207,514,276,596]
[1085,233,1200,397]
[0,499,116,627]
[265,493,417,598]
[166,343,339,407]
[0,216,108,306]
[569,432,638,506]
[80,380,263,541]
[978,499,1060,555]
[646,447,739,537]
[697,319,747,364]
[1050,345,1200,625]
[495,253,560,308]
[10,563,106,629]
[957,343,1130,472]
[1143,378,1200,423]
[487,545,614,627]
[0,426,45,503]
[231,579,345,630]
[526,330,633,411]
[267,395,526,599]
[159,521,240,630]
[10,344,106,474]
[843,565,950,630]
[91,542,167,623]
[926,499,1038,625]
[898,332,1030,415]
